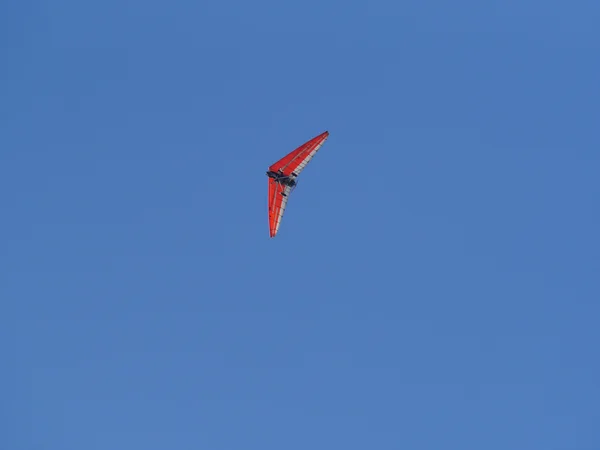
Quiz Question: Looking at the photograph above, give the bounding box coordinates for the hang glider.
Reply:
[266,131,329,238]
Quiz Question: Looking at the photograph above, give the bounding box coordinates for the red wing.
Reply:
[268,179,292,238]
[269,131,329,176]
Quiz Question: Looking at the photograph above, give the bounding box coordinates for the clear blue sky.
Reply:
[2,0,599,448]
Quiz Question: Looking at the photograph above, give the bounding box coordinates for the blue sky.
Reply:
[2,0,599,448]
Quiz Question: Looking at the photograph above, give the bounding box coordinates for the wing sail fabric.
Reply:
[268,178,291,238]
[269,131,329,176]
